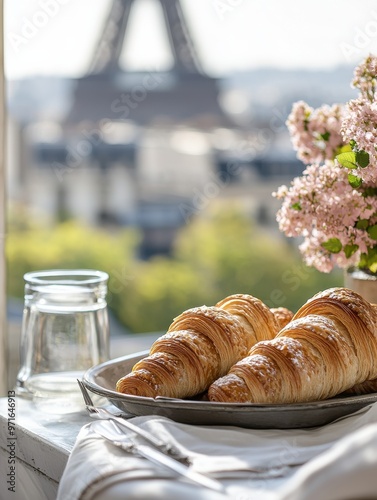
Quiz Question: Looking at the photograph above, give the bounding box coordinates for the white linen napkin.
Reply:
[57,402,377,500]
[278,422,377,500]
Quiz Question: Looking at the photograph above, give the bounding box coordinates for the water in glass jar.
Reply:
[16,271,109,413]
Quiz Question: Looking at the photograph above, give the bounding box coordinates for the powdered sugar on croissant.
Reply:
[208,288,377,404]
[116,294,281,399]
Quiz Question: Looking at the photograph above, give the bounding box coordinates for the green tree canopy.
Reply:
[7,204,342,333]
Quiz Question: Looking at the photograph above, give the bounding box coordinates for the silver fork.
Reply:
[77,379,188,463]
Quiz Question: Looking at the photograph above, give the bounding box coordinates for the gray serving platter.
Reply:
[83,351,377,429]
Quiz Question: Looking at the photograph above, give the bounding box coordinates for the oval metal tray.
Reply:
[83,351,377,429]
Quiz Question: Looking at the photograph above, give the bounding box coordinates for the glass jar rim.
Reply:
[24,269,109,286]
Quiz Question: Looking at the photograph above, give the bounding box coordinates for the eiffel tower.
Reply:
[66,0,232,127]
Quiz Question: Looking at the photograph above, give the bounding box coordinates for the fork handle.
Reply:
[108,416,181,457]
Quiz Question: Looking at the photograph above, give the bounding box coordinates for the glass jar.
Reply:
[16,269,109,412]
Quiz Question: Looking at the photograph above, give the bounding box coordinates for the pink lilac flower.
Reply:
[286,101,345,165]
[339,54,377,183]
[274,162,377,273]
[276,55,377,273]
[352,53,377,101]
[341,97,377,183]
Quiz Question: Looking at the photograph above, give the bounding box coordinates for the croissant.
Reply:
[344,303,377,395]
[116,294,281,399]
[270,307,294,330]
[216,294,284,345]
[208,288,377,404]
[344,378,377,395]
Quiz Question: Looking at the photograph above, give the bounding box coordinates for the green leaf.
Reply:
[344,244,359,258]
[368,246,377,259]
[320,131,330,141]
[339,144,353,153]
[337,149,369,169]
[356,150,370,168]
[369,261,377,273]
[349,139,357,149]
[336,151,357,169]
[321,238,342,254]
[363,187,377,197]
[356,219,369,230]
[348,174,362,188]
[291,202,302,211]
[335,143,352,159]
[359,252,368,269]
[358,247,377,271]
[367,225,377,240]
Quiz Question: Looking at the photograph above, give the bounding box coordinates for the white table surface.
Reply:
[0,334,160,500]
[0,395,90,500]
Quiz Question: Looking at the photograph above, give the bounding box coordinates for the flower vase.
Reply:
[344,267,377,304]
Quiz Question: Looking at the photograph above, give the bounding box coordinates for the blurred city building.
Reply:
[6,0,356,258]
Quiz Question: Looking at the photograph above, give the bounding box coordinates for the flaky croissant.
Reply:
[116,294,281,399]
[343,303,377,395]
[216,294,287,345]
[208,288,377,404]
[270,307,294,330]
[344,378,377,395]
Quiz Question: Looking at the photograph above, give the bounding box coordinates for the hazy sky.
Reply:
[5,0,377,79]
